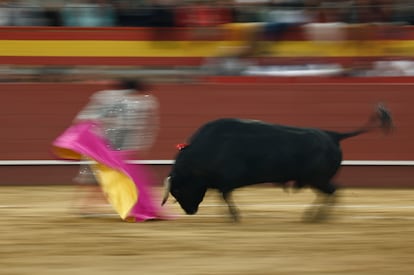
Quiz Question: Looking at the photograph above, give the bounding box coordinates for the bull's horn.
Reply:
[161,176,171,206]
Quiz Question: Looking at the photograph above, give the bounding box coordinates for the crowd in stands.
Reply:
[0,0,413,28]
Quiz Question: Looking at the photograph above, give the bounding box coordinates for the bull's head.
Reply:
[161,175,207,215]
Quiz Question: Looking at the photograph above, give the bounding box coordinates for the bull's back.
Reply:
[190,118,306,141]
[178,119,340,183]
[189,118,316,150]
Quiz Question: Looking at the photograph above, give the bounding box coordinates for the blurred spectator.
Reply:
[304,1,349,42]
[260,0,310,39]
[0,0,12,26]
[61,0,116,27]
[148,0,176,27]
[114,0,152,26]
[43,1,63,26]
[175,0,234,39]
[175,0,233,28]
[307,0,350,23]
[391,0,414,25]
[226,1,310,56]
[232,1,264,23]
[10,0,49,26]
[304,1,348,41]
[262,1,310,24]
[146,0,177,42]
[347,0,391,24]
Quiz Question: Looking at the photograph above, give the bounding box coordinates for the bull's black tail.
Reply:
[329,103,394,142]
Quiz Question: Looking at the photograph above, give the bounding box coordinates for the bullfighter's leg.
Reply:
[222,191,240,222]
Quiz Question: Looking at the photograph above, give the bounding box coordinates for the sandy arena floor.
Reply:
[0,185,413,275]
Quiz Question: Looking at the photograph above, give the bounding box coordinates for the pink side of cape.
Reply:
[52,121,169,221]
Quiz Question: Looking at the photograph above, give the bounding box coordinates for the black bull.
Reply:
[162,104,393,221]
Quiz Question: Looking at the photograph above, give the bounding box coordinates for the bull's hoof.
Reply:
[302,207,318,223]
[226,204,240,223]
[230,213,241,223]
[302,206,331,223]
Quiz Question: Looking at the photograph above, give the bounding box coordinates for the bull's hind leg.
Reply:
[222,191,240,222]
[303,182,337,222]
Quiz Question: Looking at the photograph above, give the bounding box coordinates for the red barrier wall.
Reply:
[0,77,413,187]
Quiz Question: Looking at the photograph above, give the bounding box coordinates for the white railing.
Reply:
[0,160,413,166]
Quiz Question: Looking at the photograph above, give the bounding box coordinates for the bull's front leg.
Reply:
[222,191,240,222]
[303,182,337,222]
[306,193,337,222]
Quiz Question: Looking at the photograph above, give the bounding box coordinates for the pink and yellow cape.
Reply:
[52,121,167,222]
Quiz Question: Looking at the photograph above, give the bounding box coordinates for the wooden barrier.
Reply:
[0,77,413,187]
